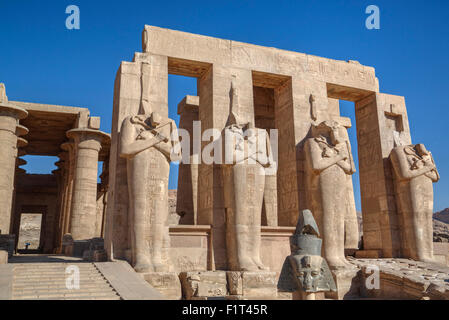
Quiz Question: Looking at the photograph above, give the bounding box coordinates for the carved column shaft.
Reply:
[0,103,27,234]
[67,129,108,240]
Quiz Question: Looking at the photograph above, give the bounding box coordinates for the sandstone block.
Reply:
[227,271,277,298]
[88,116,101,130]
[325,267,361,300]
[142,272,182,300]
[179,271,227,299]
[0,250,8,264]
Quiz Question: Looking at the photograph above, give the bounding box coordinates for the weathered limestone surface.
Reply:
[67,128,110,240]
[176,95,199,225]
[390,144,439,262]
[105,53,169,261]
[119,111,181,273]
[142,25,378,93]
[0,84,28,234]
[227,271,278,298]
[353,258,449,300]
[222,79,275,271]
[325,266,361,300]
[355,94,412,258]
[142,272,182,300]
[169,225,209,272]
[304,121,356,269]
[180,271,227,299]
[0,250,8,264]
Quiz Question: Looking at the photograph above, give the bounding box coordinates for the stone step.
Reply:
[13,284,114,291]
[13,288,117,296]
[13,273,102,279]
[13,267,98,272]
[14,292,121,300]
[16,295,121,300]
[8,260,134,300]
[14,272,103,278]
[14,289,119,297]
[13,277,105,283]
[13,264,95,269]
[13,282,113,289]
[13,280,108,287]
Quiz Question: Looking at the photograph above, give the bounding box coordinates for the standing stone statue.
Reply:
[390,143,439,262]
[223,79,275,271]
[304,120,355,269]
[120,111,181,272]
[288,209,336,300]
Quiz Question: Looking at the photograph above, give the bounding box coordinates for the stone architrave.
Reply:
[0,83,28,234]
[222,79,275,271]
[288,209,336,300]
[120,111,181,273]
[304,120,356,269]
[390,143,439,262]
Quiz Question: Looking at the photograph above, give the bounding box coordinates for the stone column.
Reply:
[66,128,110,240]
[0,99,27,234]
[355,93,411,258]
[60,142,76,237]
[176,95,200,225]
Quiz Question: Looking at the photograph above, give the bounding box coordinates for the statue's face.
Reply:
[330,127,342,145]
[313,121,343,145]
[296,255,324,292]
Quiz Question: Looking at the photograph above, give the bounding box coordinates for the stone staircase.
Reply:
[11,262,121,300]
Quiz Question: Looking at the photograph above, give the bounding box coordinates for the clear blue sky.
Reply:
[1,0,448,211]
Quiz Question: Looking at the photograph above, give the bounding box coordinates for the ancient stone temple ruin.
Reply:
[0,26,448,300]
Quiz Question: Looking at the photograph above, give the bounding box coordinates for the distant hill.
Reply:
[434,208,449,224]
[357,209,449,243]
